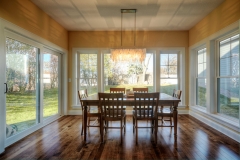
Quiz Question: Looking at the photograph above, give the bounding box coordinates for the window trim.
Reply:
[216,32,239,117]
[72,47,186,108]
[196,47,207,107]
[189,20,240,142]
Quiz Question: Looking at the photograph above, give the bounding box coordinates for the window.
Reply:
[43,49,61,120]
[196,48,207,107]
[103,53,153,92]
[77,52,98,96]
[160,53,178,96]
[73,48,185,107]
[218,34,239,119]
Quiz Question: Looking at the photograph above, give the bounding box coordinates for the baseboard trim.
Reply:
[68,110,82,115]
[189,109,240,143]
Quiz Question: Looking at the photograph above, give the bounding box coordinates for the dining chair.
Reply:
[133,87,148,93]
[98,92,126,144]
[158,89,182,127]
[133,92,159,144]
[110,88,125,94]
[78,89,102,135]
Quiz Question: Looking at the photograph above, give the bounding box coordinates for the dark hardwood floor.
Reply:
[0,115,239,160]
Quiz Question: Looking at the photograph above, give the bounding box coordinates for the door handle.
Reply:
[4,83,8,94]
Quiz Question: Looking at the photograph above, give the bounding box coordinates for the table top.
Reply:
[82,93,181,103]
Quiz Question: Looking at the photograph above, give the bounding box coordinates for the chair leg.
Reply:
[120,119,123,144]
[170,116,172,126]
[124,116,126,133]
[155,119,158,144]
[101,117,104,143]
[99,116,102,136]
[88,117,90,128]
[81,124,83,135]
[81,114,84,135]
[104,120,107,132]
[133,116,135,133]
[136,120,138,144]
[151,120,154,133]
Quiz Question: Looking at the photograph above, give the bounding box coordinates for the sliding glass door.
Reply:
[43,49,61,119]
[5,36,62,139]
[5,37,40,138]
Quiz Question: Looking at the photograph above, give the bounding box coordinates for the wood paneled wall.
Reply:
[0,0,68,50]
[189,0,240,46]
[68,31,189,109]
[69,31,189,48]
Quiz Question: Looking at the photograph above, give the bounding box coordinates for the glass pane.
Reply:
[220,57,230,76]
[198,63,207,77]
[203,49,207,62]
[196,78,207,107]
[160,54,168,65]
[160,53,178,78]
[43,53,59,119]
[231,39,239,56]
[231,56,239,76]
[6,38,39,138]
[169,54,177,65]
[160,66,168,77]
[220,43,230,59]
[198,63,203,76]
[198,51,204,63]
[203,63,207,77]
[104,53,153,92]
[218,78,239,119]
[79,53,97,96]
[169,66,177,77]
[160,79,178,96]
[197,48,206,77]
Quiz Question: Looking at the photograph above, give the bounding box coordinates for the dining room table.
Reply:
[81,93,181,142]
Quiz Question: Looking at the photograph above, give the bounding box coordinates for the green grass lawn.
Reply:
[6,85,239,137]
[6,88,59,134]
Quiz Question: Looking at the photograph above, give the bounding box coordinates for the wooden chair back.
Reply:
[78,89,102,136]
[98,92,124,121]
[172,89,182,100]
[133,92,159,144]
[110,88,125,94]
[78,89,88,109]
[133,88,148,93]
[133,92,159,120]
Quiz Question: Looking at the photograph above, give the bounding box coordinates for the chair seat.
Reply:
[158,108,172,114]
[88,106,99,113]
[132,106,152,109]
[103,110,126,118]
[132,110,155,118]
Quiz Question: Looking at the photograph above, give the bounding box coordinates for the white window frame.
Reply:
[196,47,207,108]
[216,32,239,117]
[71,47,186,109]
[159,51,180,97]
[189,20,240,143]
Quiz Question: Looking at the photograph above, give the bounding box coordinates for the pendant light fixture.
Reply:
[111,9,146,63]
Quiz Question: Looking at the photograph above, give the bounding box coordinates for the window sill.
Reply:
[190,106,239,131]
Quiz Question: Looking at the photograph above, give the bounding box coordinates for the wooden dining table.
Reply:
[81,93,181,142]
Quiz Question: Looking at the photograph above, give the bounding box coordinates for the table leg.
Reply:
[84,105,87,142]
[173,103,178,141]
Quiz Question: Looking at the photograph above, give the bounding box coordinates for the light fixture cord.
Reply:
[134,9,136,47]
[121,11,123,47]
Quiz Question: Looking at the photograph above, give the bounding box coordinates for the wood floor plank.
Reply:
[0,115,239,160]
